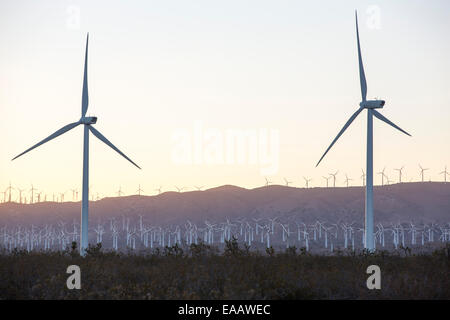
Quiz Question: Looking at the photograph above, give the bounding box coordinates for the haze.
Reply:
[0,0,449,197]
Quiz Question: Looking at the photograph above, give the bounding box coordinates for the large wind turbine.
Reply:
[11,34,141,255]
[315,12,411,251]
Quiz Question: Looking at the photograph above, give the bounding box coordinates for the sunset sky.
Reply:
[1,0,449,200]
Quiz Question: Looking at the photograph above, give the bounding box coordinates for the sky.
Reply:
[0,0,449,200]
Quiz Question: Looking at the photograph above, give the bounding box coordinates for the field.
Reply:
[0,240,449,300]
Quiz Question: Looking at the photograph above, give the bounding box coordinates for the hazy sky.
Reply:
[1,0,449,199]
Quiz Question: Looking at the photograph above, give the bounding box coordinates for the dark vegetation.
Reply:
[0,239,449,299]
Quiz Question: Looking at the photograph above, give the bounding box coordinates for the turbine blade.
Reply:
[89,126,141,169]
[355,11,367,101]
[81,33,89,117]
[12,122,81,160]
[316,107,363,167]
[372,110,411,137]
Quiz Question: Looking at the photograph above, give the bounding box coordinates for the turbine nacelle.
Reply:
[359,100,385,109]
[81,116,97,124]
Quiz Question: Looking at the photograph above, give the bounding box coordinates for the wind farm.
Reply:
[0,1,449,302]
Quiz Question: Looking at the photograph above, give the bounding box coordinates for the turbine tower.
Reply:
[11,34,141,255]
[315,11,411,251]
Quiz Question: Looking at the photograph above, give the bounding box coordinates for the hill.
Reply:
[0,182,449,226]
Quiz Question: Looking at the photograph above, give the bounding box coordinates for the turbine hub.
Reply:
[359,100,385,109]
[81,116,97,124]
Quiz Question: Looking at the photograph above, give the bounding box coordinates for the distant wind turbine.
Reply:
[329,171,338,188]
[322,176,331,188]
[377,167,387,186]
[361,169,366,186]
[70,189,77,201]
[303,177,312,188]
[264,177,272,187]
[5,182,13,203]
[440,166,449,183]
[283,178,293,186]
[136,184,144,196]
[394,166,404,183]
[154,186,163,194]
[29,184,37,204]
[175,186,185,192]
[315,11,411,251]
[17,188,25,204]
[344,174,353,187]
[194,186,205,191]
[11,34,141,255]
[117,186,125,197]
[419,164,429,182]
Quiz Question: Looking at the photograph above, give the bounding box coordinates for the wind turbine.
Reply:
[5,182,13,203]
[322,176,331,187]
[154,186,163,194]
[70,188,78,201]
[17,188,25,204]
[329,171,338,187]
[315,11,411,251]
[361,169,366,186]
[136,184,144,196]
[194,185,205,191]
[419,164,429,182]
[29,184,37,204]
[264,177,272,187]
[439,166,449,183]
[117,186,125,197]
[11,34,141,255]
[303,177,312,188]
[344,174,352,187]
[394,166,404,183]
[283,178,293,186]
[377,167,387,186]
[175,186,185,192]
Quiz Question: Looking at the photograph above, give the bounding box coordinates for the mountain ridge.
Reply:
[0,182,449,226]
